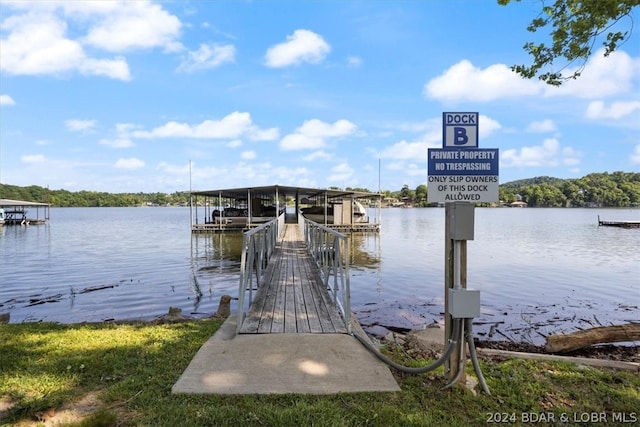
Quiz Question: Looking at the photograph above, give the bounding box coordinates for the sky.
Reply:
[1,0,639,194]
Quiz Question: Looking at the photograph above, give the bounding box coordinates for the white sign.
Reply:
[427,175,499,202]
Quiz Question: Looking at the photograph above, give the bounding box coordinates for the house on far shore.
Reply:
[382,197,404,207]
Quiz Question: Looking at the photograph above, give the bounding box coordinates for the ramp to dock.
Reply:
[239,224,347,334]
[173,223,400,394]
[172,315,400,394]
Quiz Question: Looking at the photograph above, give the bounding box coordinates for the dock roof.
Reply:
[191,185,379,201]
[0,198,50,207]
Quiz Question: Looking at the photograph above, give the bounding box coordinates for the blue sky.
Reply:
[1,0,639,194]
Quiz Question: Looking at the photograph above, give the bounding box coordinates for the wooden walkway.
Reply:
[239,224,348,334]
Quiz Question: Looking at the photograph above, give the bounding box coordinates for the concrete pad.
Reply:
[172,315,400,395]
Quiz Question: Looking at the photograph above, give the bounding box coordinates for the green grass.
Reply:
[1,321,638,426]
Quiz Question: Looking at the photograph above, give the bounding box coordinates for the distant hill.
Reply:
[500,176,566,188]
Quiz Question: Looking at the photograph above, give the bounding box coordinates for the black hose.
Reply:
[352,319,461,374]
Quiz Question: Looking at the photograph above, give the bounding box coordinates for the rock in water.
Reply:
[167,307,182,317]
[0,313,9,324]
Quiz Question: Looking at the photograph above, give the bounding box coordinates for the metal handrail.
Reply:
[302,217,351,333]
[236,214,284,334]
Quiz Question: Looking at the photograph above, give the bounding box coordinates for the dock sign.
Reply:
[428,112,499,203]
[443,112,478,148]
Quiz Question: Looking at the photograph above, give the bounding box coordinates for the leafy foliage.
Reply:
[499,171,640,207]
[0,183,190,207]
[498,0,640,85]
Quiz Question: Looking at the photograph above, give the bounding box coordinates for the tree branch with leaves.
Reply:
[499,0,639,85]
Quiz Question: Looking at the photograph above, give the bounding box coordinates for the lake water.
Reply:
[1,207,638,345]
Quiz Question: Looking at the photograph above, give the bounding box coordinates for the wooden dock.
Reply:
[239,224,348,334]
[598,216,640,229]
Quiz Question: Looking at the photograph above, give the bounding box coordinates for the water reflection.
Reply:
[190,233,244,315]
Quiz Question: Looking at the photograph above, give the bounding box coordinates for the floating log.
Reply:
[546,324,640,353]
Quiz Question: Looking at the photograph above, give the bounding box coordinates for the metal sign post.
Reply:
[427,112,499,386]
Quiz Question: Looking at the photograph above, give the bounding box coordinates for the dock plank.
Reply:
[239,224,347,334]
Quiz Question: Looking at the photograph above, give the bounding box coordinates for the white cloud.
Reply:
[21,154,46,164]
[227,140,242,148]
[265,29,330,68]
[99,138,134,148]
[0,0,184,80]
[501,138,560,167]
[298,119,356,138]
[585,100,640,119]
[631,145,640,165]
[347,56,362,68]
[546,49,640,99]
[378,140,429,160]
[0,94,16,105]
[65,119,96,132]
[280,119,357,151]
[328,162,354,183]
[425,49,640,103]
[177,43,235,72]
[114,158,145,169]
[562,147,581,166]
[0,13,131,80]
[241,150,256,160]
[501,138,580,169]
[526,119,557,133]
[82,1,182,52]
[0,12,131,80]
[302,150,333,161]
[424,60,541,102]
[132,112,277,141]
[157,161,191,175]
[479,115,502,138]
[248,127,280,141]
[279,133,324,150]
[79,56,130,80]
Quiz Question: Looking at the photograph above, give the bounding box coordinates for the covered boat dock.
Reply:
[0,199,50,225]
[190,185,381,233]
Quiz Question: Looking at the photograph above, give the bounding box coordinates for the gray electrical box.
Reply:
[448,202,474,240]
[448,288,481,318]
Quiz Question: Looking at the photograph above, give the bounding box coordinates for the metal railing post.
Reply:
[301,218,352,334]
[236,216,280,334]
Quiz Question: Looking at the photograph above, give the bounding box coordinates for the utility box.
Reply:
[448,288,481,318]
[447,202,474,240]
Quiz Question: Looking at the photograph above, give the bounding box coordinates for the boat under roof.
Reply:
[0,198,50,225]
[190,184,381,233]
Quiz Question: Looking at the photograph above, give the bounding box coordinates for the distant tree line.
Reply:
[0,184,190,207]
[378,171,640,208]
[1,171,638,208]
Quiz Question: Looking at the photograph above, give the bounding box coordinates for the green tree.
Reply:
[498,0,640,85]
[399,184,415,203]
[414,184,428,206]
[499,187,518,204]
[521,183,567,207]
